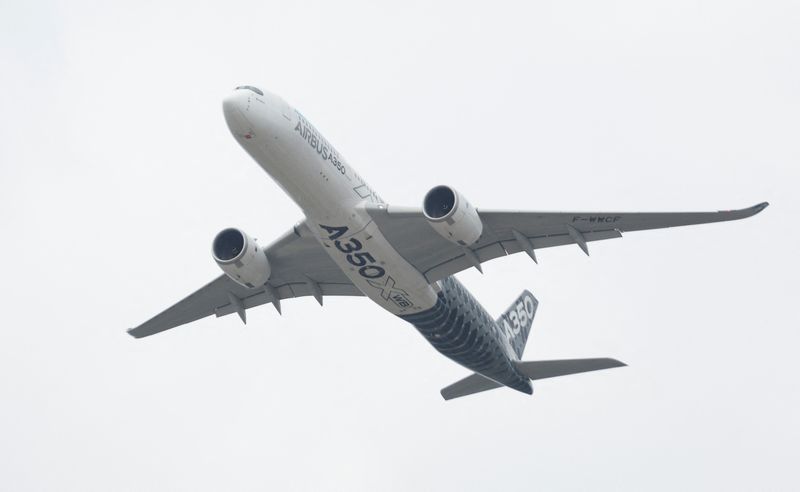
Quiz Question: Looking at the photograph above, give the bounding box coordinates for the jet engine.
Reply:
[212,228,271,288]
[422,185,483,246]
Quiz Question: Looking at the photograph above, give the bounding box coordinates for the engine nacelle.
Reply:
[212,228,271,288]
[422,185,483,246]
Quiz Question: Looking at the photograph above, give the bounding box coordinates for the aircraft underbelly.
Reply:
[239,104,439,316]
[305,211,439,315]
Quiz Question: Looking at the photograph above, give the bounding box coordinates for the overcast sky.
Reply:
[1,1,797,490]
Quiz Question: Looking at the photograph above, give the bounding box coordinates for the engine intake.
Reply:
[212,228,270,288]
[422,185,483,246]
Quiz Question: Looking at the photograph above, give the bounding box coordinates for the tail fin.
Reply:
[496,290,538,359]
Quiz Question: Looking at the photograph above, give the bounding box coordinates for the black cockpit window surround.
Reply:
[234,85,264,96]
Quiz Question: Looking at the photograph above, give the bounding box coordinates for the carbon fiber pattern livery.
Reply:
[399,277,532,394]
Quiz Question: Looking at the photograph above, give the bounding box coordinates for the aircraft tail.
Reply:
[441,289,625,400]
[496,290,538,359]
[439,289,626,400]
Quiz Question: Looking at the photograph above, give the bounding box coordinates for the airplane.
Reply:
[128,85,768,400]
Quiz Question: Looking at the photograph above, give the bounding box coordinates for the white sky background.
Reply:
[0,0,797,490]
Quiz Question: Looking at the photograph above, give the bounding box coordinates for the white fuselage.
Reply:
[222,88,438,315]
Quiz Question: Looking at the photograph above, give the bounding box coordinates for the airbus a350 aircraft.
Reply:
[129,85,768,400]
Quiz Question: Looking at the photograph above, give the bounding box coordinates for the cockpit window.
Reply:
[235,85,263,96]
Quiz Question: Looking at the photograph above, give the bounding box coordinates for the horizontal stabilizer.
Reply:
[514,358,626,380]
[441,372,503,401]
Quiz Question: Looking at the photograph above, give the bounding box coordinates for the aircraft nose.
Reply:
[222,90,249,115]
[223,90,254,140]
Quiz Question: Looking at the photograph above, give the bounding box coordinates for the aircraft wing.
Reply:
[128,221,363,338]
[365,202,768,283]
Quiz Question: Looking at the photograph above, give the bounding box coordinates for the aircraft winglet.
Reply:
[746,201,769,215]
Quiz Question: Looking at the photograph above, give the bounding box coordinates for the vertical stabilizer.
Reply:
[496,290,538,359]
